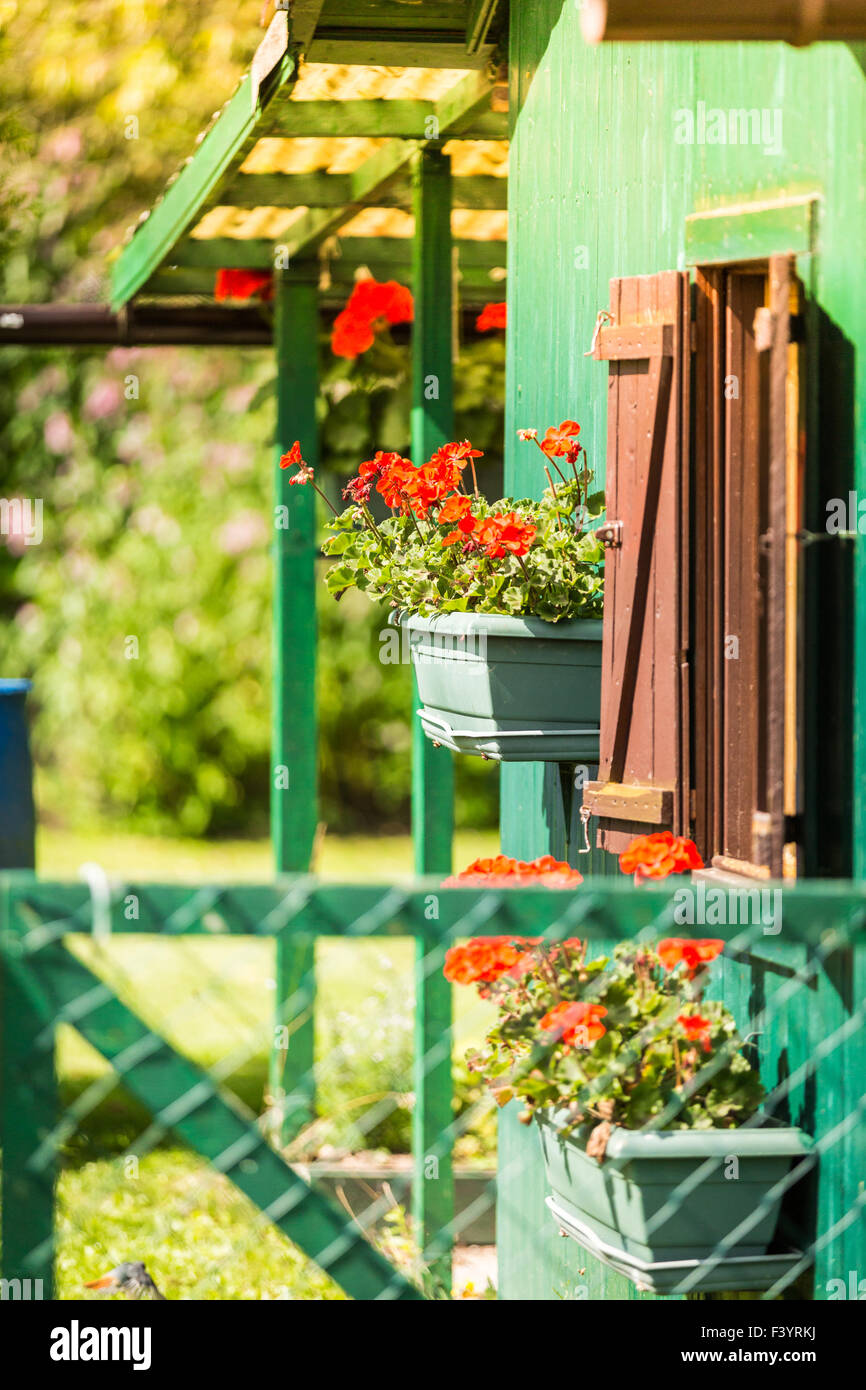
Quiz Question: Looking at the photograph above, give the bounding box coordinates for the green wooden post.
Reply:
[0,893,56,1300]
[410,148,456,1287]
[269,270,318,1144]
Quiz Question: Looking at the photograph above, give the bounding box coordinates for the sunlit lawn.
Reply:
[37,826,501,882]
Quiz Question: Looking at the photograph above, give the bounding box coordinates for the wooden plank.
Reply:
[466,0,504,54]
[169,234,506,270]
[581,0,866,43]
[307,1,471,32]
[582,781,673,824]
[410,149,456,1289]
[723,270,764,864]
[6,874,866,945]
[269,273,319,1142]
[269,98,505,140]
[226,170,507,210]
[594,322,674,360]
[308,37,493,69]
[685,197,818,267]
[288,0,327,51]
[111,55,297,309]
[763,255,793,878]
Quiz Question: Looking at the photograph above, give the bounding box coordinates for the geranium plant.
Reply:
[283,422,605,621]
[443,836,764,1158]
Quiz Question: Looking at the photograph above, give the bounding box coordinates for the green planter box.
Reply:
[401,612,602,762]
[538,1111,813,1292]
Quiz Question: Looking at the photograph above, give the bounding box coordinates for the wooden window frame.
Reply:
[692,256,805,879]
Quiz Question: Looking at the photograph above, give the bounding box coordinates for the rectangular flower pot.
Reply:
[537,1110,813,1269]
[400,612,602,762]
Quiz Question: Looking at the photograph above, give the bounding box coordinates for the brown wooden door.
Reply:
[582,271,691,853]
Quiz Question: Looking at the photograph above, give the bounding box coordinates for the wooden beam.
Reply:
[225,170,507,211]
[143,264,505,303]
[271,271,319,878]
[581,0,866,43]
[169,235,506,271]
[111,47,297,308]
[466,0,504,55]
[288,0,327,51]
[268,98,505,140]
[582,781,674,825]
[269,272,319,1141]
[595,323,674,360]
[308,36,493,69]
[410,147,455,1288]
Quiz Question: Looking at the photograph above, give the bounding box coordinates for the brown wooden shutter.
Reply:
[581,271,691,854]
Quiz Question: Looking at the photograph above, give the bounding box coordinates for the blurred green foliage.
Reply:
[0,0,503,836]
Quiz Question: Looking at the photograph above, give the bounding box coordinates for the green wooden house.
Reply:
[2,0,865,1303]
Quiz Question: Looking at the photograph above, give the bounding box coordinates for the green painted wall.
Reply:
[498,3,866,1299]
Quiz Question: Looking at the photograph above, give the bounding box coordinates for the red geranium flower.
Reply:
[438,494,475,526]
[443,855,582,888]
[330,278,413,358]
[443,936,528,986]
[678,1012,713,1052]
[476,301,507,332]
[619,832,704,879]
[476,511,536,559]
[331,309,375,359]
[214,269,274,302]
[279,441,304,470]
[346,277,413,327]
[658,938,725,977]
[540,419,581,457]
[540,1000,607,1048]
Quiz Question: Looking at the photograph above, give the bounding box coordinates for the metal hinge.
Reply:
[597,520,623,549]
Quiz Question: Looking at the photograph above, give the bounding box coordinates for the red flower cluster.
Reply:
[342,442,481,520]
[476,301,507,332]
[677,1012,713,1052]
[443,936,536,986]
[214,269,274,302]
[331,278,413,358]
[443,854,583,888]
[619,832,704,880]
[440,508,537,558]
[539,1000,608,1048]
[658,938,724,976]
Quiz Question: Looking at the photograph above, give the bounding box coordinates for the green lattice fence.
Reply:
[1,874,864,1300]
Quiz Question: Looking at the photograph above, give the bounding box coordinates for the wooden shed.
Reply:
[497,0,866,1299]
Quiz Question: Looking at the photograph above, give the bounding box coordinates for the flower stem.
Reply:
[400,491,428,543]
[361,503,383,540]
[533,437,568,483]
[468,455,480,499]
[312,483,340,517]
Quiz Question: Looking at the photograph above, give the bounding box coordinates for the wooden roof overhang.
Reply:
[581,0,866,43]
[111,2,509,317]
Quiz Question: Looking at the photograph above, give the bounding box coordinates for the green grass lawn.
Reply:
[34,829,500,1298]
[37,826,501,882]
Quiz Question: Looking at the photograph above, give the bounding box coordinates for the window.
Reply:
[582,258,803,878]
